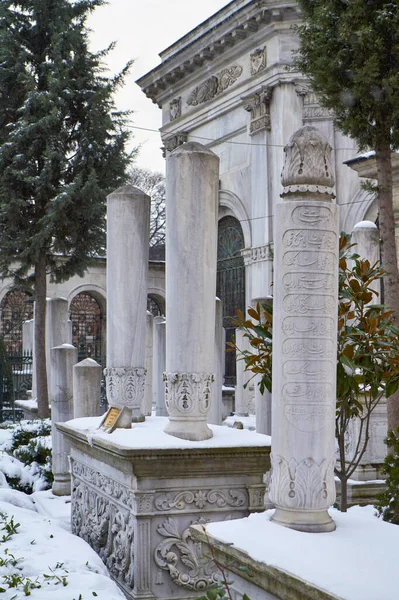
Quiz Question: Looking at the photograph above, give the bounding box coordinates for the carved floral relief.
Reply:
[154,517,219,591]
[187,65,243,106]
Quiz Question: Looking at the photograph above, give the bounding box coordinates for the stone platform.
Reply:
[57,416,271,600]
[192,507,399,600]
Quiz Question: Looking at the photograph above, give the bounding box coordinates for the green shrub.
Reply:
[0,419,53,493]
[376,428,399,524]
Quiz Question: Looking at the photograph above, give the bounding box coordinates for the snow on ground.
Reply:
[66,415,271,448]
[206,505,399,600]
[0,496,125,599]
[223,414,256,430]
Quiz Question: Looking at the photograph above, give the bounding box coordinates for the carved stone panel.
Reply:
[71,460,135,588]
[154,517,219,591]
[154,488,247,512]
[187,65,243,106]
[170,97,182,121]
[250,47,267,75]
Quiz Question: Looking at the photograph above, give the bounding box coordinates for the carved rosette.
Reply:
[163,372,214,419]
[269,454,335,510]
[105,366,146,421]
[154,518,219,591]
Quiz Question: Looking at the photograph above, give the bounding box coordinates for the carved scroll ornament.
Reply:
[154,518,219,591]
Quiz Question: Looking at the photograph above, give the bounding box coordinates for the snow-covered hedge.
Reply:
[0,420,52,493]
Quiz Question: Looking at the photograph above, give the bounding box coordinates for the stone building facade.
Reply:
[137,0,375,385]
[0,256,165,362]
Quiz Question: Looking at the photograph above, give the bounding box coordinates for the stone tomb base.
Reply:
[58,417,270,600]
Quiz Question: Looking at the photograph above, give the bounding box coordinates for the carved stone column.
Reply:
[164,142,219,441]
[269,126,339,532]
[106,185,150,422]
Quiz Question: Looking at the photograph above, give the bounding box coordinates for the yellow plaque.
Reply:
[103,407,121,429]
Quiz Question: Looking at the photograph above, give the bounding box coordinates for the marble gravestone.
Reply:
[60,149,271,600]
[269,126,339,533]
[105,185,150,424]
[164,142,219,441]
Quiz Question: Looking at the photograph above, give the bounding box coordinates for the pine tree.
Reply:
[295,0,399,432]
[0,0,134,417]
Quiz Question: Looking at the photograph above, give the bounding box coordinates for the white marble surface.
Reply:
[51,343,78,495]
[208,298,223,425]
[64,415,271,450]
[270,127,339,532]
[106,185,150,369]
[73,358,102,419]
[165,142,219,440]
[153,316,167,416]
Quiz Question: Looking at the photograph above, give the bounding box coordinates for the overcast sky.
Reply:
[88,0,231,173]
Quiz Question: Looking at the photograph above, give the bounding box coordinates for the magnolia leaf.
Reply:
[248,307,260,320]
[386,379,399,399]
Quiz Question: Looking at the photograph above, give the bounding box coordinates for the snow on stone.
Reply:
[353,220,378,229]
[206,506,399,600]
[65,415,271,448]
[0,499,126,599]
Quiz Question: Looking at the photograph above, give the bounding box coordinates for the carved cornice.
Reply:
[137,3,300,106]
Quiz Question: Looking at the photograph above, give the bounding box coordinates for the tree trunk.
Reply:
[339,476,348,513]
[375,142,399,433]
[34,250,49,418]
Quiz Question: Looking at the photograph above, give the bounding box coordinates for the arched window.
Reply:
[216,216,245,386]
[0,289,33,354]
[69,292,103,364]
[147,295,164,317]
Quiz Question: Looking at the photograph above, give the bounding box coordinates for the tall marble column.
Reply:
[47,298,72,405]
[164,142,219,441]
[142,311,154,416]
[208,298,223,426]
[235,328,251,417]
[105,185,150,423]
[153,317,167,417]
[351,221,381,301]
[253,296,273,435]
[269,126,339,533]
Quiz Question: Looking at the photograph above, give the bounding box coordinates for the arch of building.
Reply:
[0,287,33,354]
[147,289,165,316]
[68,285,107,365]
[218,189,252,250]
[341,188,377,234]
